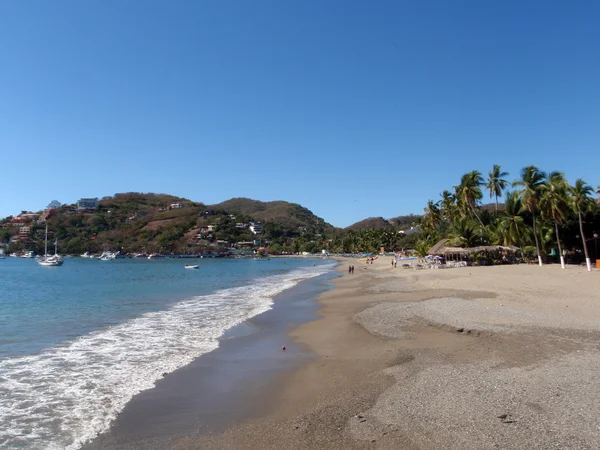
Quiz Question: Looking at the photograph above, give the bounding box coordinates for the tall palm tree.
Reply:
[513,166,547,266]
[570,179,595,271]
[423,200,442,231]
[485,164,510,212]
[496,191,531,250]
[440,190,457,223]
[540,172,569,268]
[454,170,486,229]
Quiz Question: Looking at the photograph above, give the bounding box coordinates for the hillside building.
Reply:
[249,222,262,234]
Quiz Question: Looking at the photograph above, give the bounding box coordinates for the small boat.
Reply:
[99,251,117,261]
[38,255,64,266]
[38,226,64,267]
[21,251,35,258]
[184,264,199,269]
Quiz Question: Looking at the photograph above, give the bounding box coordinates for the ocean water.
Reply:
[0,257,335,449]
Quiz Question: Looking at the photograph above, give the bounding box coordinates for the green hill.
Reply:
[210,198,333,231]
[345,214,421,231]
[2,193,336,255]
[345,217,393,231]
[388,214,421,228]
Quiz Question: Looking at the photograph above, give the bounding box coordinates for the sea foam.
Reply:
[0,263,333,449]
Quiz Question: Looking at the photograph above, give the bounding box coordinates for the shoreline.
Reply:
[83,268,339,449]
[187,257,600,449]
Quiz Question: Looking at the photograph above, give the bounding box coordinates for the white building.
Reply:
[207,225,217,232]
[249,222,262,234]
[77,198,99,210]
[170,203,183,209]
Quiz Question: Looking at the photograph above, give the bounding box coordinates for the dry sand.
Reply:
[181,258,600,449]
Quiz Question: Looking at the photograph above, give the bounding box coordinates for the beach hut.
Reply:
[427,239,519,263]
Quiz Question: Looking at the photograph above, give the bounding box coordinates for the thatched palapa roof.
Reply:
[427,239,519,256]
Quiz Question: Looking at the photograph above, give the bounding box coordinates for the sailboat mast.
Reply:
[44,225,48,257]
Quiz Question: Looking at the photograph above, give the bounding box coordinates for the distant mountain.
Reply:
[345,217,393,231]
[210,198,333,230]
[388,214,421,228]
[346,214,421,231]
[480,202,506,212]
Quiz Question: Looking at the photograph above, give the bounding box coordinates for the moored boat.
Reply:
[38,226,64,267]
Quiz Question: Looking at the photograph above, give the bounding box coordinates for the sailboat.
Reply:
[38,225,64,266]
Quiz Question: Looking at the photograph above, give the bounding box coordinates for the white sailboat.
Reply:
[38,225,64,267]
[99,251,117,261]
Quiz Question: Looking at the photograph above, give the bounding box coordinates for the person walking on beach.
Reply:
[351,265,354,274]
[348,265,352,274]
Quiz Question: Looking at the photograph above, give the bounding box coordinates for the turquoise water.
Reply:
[0,256,334,449]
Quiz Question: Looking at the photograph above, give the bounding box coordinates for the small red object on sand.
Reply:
[282,345,286,351]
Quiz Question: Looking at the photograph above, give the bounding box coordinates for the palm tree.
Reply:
[447,217,483,248]
[414,240,430,259]
[440,190,458,223]
[485,164,510,212]
[513,166,547,266]
[423,200,442,231]
[382,229,398,252]
[495,191,531,250]
[454,170,486,229]
[540,171,569,268]
[570,179,595,271]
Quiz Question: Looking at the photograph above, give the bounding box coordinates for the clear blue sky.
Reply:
[1,1,598,227]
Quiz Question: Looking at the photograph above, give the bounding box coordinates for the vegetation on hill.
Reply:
[210,198,333,232]
[345,217,393,231]
[1,193,343,255]
[388,214,421,229]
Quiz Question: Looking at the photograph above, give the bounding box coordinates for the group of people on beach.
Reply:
[348,264,355,274]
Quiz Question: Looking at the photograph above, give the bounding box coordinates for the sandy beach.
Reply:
[183,258,600,449]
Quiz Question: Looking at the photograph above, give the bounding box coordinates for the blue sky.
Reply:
[1,1,598,227]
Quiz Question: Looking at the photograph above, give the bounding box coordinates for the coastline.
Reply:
[185,257,600,449]
[83,268,338,449]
